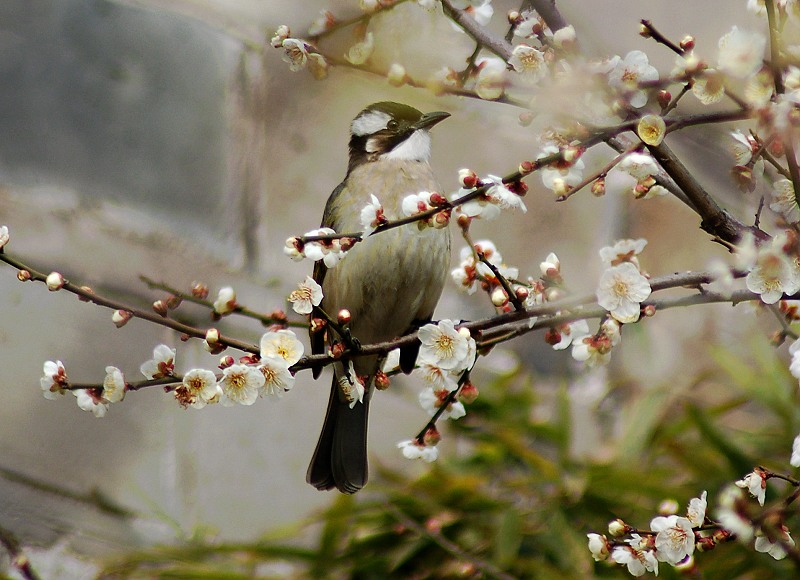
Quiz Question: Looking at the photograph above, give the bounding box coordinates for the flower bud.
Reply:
[515,286,529,301]
[591,177,606,196]
[657,90,672,109]
[423,426,441,446]
[152,299,168,317]
[491,287,508,307]
[458,381,479,404]
[518,111,534,126]
[191,282,209,300]
[46,271,65,291]
[205,328,221,345]
[639,22,651,38]
[658,498,680,515]
[310,317,327,334]
[458,168,478,189]
[608,518,629,537]
[166,295,182,310]
[456,213,472,229]
[338,309,352,325]
[387,63,407,87]
[112,309,132,328]
[642,304,656,317]
[518,160,534,175]
[17,269,31,282]
[544,327,561,345]
[330,342,345,358]
[374,370,390,391]
[680,35,695,52]
[218,355,235,369]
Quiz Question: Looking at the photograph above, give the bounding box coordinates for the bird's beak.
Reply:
[414,111,451,131]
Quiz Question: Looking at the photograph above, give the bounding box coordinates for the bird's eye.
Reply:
[387,119,399,130]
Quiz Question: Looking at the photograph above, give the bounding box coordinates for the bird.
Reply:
[306,101,451,494]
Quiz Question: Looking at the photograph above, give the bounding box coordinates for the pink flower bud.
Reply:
[491,287,508,307]
[191,282,209,300]
[153,300,168,317]
[423,427,440,446]
[17,270,31,282]
[374,370,390,391]
[218,355,235,369]
[458,381,479,404]
[337,309,352,325]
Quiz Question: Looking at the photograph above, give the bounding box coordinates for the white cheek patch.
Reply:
[351,110,392,136]
[381,130,432,162]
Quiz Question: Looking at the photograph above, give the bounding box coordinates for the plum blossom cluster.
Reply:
[270,25,329,80]
[596,239,652,324]
[39,330,304,415]
[284,228,354,268]
[400,191,451,230]
[591,431,800,575]
[397,319,478,461]
[742,232,800,305]
[588,491,708,577]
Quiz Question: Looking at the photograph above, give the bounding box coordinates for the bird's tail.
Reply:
[306,375,370,494]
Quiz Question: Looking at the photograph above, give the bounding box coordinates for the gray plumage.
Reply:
[306,102,450,493]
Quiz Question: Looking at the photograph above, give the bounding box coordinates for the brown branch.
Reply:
[0,252,259,355]
[640,19,685,56]
[441,0,513,61]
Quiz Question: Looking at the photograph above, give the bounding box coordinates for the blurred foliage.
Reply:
[100,339,800,579]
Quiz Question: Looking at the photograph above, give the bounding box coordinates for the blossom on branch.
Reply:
[597,262,652,323]
[397,439,439,462]
[74,389,109,418]
[769,179,800,223]
[288,276,323,315]
[175,369,220,409]
[599,238,648,269]
[213,286,237,316]
[359,194,386,236]
[219,364,265,406]
[608,50,659,108]
[717,26,766,79]
[41,360,68,400]
[745,237,800,305]
[610,535,658,577]
[754,527,795,560]
[258,357,295,397]
[736,470,767,506]
[418,387,466,419]
[260,329,304,366]
[509,44,548,85]
[102,366,126,403]
[140,344,176,380]
[650,515,695,565]
[418,320,474,371]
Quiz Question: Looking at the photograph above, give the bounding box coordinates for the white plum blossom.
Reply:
[140,344,176,379]
[397,439,439,462]
[418,387,466,419]
[288,276,323,315]
[610,536,658,577]
[259,357,295,397]
[736,470,767,506]
[509,44,548,84]
[551,319,590,350]
[608,50,659,108]
[345,31,375,65]
[475,56,507,100]
[637,114,666,146]
[587,533,609,561]
[692,69,725,104]
[617,153,659,181]
[338,362,365,408]
[599,239,648,268]
[716,485,754,542]
[745,240,800,304]
[0,225,8,249]
[596,262,652,323]
[382,348,401,373]
[360,194,385,236]
[769,179,800,223]
[450,241,518,294]
[102,366,126,403]
[451,0,493,26]
[415,359,460,392]
[281,38,310,72]
[219,364,265,406]
[718,26,766,79]
[175,369,220,409]
[791,432,800,467]
[213,286,237,315]
[74,389,109,418]
[418,320,472,371]
[295,228,347,268]
[687,491,708,527]
[539,145,585,194]
[260,329,304,366]
[754,527,795,560]
[41,360,68,400]
[307,9,335,36]
[730,130,756,165]
[484,175,527,213]
[650,515,695,565]
[552,24,576,48]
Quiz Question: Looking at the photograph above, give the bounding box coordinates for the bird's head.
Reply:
[348,101,450,172]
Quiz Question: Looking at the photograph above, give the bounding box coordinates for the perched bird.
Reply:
[306,101,451,493]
